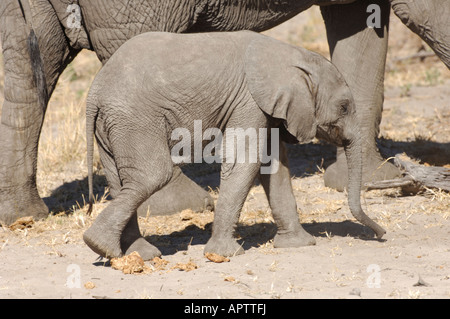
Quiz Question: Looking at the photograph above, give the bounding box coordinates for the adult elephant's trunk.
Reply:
[344,135,386,239]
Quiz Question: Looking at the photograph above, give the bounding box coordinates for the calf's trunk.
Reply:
[344,136,386,239]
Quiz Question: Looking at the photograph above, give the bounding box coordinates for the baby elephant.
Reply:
[83,31,385,260]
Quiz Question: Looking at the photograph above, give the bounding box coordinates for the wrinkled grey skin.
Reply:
[83,31,386,259]
[1,0,449,225]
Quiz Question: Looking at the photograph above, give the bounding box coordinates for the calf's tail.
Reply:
[85,95,98,215]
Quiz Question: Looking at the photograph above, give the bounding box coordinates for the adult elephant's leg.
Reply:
[391,0,450,68]
[0,1,76,225]
[321,0,400,191]
[137,166,215,217]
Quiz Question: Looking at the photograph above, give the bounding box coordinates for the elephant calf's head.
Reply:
[245,35,357,147]
[313,64,357,148]
[245,34,386,239]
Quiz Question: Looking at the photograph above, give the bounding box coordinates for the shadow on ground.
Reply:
[43,138,449,214]
[379,138,450,167]
[145,219,381,256]
[42,174,109,214]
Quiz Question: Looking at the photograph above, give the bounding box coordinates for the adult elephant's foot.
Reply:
[0,183,49,226]
[324,148,401,192]
[137,169,214,217]
[273,228,316,248]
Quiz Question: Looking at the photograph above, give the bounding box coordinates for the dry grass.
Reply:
[0,8,449,251]
[37,51,102,198]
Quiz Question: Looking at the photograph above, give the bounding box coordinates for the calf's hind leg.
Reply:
[96,121,213,217]
[84,138,173,260]
[94,125,164,260]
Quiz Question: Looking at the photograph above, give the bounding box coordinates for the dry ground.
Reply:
[0,8,449,299]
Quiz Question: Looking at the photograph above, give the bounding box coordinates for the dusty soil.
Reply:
[0,8,449,299]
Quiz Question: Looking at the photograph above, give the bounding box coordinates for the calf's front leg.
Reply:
[259,141,316,247]
[204,160,261,257]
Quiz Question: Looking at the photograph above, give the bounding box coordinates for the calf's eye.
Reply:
[340,103,348,115]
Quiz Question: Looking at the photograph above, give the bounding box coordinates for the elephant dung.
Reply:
[84,281,96,289]
[110,251,151,274]
[9,216,34,231]
[171,259,198,272]
[205,253,230,263]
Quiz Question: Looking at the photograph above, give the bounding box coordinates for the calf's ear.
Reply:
[245,37,318,144]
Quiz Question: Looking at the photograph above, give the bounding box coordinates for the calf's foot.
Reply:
[120,214,161,260]
[83,214,122,259]
[204,236,244,257]
[124,237,161,260]
[274,228,316,248]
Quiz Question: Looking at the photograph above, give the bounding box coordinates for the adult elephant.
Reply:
[0,0,448,225]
